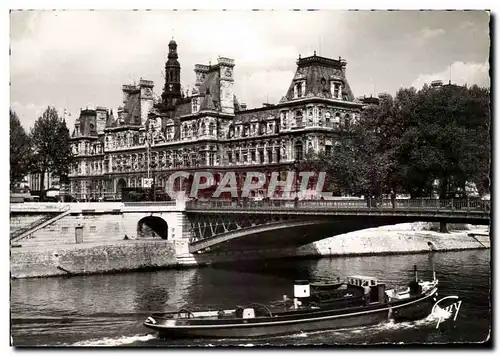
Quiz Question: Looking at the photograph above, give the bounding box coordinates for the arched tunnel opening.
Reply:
[137,216,168,240]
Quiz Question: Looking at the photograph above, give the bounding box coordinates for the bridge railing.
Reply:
[123,201,177,207]
[185,198,491,212]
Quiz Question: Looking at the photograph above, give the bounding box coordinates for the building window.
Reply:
[267,149,273,163]
[228,152,232,163]
[325,145,332,156]
[344,114,350,131]
[259,150,264,163]
[235,152,240,163]
[259,122,265,135]
[276,149,281,163]
[295,142,303,161]
[200,123,206,135]
[333,113,341,129]
[251,150,256,162]
[209,153,215,166]
[297,82,303,98]
[295,110,303,127]
[209,122,215,136]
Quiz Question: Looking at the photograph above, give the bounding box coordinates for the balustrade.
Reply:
[185,198,491,213]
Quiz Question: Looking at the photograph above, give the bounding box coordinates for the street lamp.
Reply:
[145,124,156,201]
[294,157,301,204]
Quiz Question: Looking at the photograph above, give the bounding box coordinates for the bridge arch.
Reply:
[137,216,168,239]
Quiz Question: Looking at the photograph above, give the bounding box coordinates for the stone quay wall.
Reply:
[11,240,177,279]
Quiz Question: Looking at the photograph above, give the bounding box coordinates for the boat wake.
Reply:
[278,305,455,342]
[71,333,156,347]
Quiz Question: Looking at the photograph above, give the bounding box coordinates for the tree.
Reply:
[300,96,397,199]
[301,83,491,201]
[30,107,72,191]
[10,110,32,188]
[397,84,491,198]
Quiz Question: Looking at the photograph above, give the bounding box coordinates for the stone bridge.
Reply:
[10,198,490,261]
[184,199,490,254]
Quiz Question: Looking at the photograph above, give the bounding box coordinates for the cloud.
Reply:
[9,101,50,133]
[410,61,490,89]
[420,27,445,40]
[10,11,491,132]
[235,70,295,109]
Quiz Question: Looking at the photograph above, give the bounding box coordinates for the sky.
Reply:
[10,10,491,132]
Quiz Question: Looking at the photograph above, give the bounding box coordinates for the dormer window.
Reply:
[259,122,266,135]
[294,80,305,99]
[331,80,342,99]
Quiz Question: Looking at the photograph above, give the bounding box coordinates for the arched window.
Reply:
[228,125,234,138]
[209,122,215,136]
[200,122,206,135]
[295,141,303,161]
[183,125,188,138]
[333,113,341,129]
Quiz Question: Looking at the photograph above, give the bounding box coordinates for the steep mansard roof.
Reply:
[283,54,356,102]
[122,91,142,125]
[72,109,97,137]
[198,69,221,111]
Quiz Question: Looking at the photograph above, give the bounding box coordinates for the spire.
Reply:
[168,38,178,60]
[162,37,182,106]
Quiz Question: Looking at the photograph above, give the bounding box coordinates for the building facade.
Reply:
[69,40,366,200]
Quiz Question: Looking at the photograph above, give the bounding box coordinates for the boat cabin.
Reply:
[346,276,378,288]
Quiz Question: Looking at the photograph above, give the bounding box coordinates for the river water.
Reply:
[10,249,491,347]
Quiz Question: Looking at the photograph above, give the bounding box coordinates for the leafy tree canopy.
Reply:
[30,107,72,191]
[10,110,32,187]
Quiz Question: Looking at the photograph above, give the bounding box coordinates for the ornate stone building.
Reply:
[69,40,365,200]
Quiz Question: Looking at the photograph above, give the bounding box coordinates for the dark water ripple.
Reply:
[10,249,491,346]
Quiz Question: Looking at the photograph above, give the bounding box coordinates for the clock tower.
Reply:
[161,39,182,108]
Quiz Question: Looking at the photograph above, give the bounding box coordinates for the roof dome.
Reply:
[169,39,177,47]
